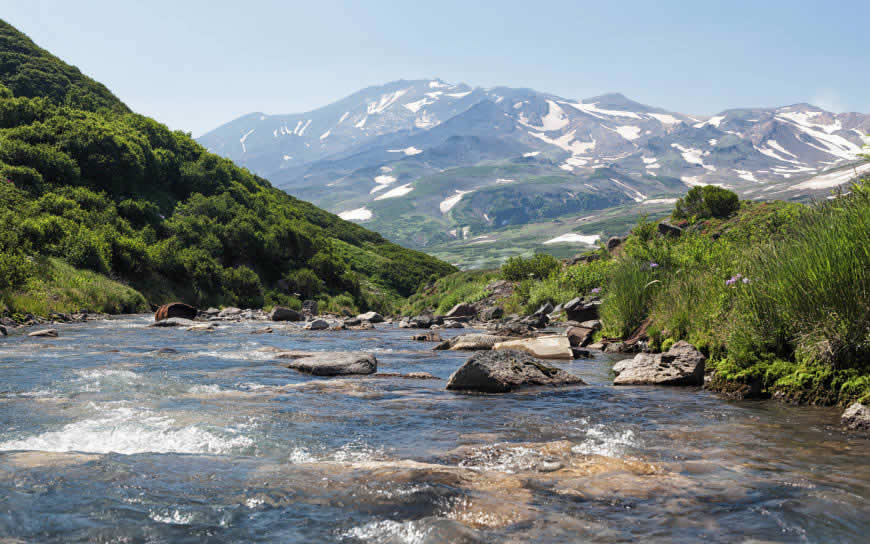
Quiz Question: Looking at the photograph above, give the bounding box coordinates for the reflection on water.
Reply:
[0,316,867,543]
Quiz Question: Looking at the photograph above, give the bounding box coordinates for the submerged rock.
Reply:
[154,302,197,322]
[278,351,377,376]
[613,340,705,386]
[372,371,439,380]
[270,306,302,322]
[185,323,215,332]
[435,334,512,351]
[412,331,443,342]
[251,326,273,334]
[148,318,196,328]
[446,350,585,393]
[28,328,58,338]
[841,402,870,431]
[493,335,573,360]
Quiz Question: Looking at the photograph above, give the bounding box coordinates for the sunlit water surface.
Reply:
[0,316,867,543]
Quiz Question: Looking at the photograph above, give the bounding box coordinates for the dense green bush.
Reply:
[673,185,740,220]
[501,253,561,281]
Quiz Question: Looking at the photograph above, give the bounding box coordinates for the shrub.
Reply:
[284,268,325,300]
[222,265,264,308]
[501,253,561,281]
[0,250,34,291]
[673,185,739,220]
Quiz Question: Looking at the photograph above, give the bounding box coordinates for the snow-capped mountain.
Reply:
[199,79,870,253]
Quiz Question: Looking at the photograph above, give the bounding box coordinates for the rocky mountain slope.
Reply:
[200,79,870,260]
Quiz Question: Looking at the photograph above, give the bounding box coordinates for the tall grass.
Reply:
[730,182,870,371]
[599,258,663,338]
[1,257,148,315]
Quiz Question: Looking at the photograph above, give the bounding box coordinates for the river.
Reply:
[0,316,867,543]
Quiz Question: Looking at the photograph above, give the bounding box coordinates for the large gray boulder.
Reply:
[356,311,385,323]
[446,350,585,393]
[493,335,573,360]
[302,300,319,315]
[613,340,705,385]
[278,351,377,376]
[270,306,303,321]
[218,307,242,318]
[303,319,330,330]
[564,298,600,322]
[841,402,870,431]
[445,303,476,318]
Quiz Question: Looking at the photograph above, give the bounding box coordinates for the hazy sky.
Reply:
[3,0,867,136]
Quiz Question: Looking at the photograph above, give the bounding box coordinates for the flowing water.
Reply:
[0,316,867,543]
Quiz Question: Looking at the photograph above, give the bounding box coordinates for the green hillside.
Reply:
[0,20,454,315]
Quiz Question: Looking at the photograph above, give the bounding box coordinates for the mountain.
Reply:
[200,79,870,265]
[0,20,454,314]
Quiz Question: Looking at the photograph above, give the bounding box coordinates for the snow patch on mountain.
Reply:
[544,233,600,245]
[375,184,414,200]
[648,113,681,125]
[388,146,423,156]
[338,207,373,221]
[440,190,473,213]
[613,125,641,141]
[368,89,409,115]
[563,101,642,120]
[239,129,255,153]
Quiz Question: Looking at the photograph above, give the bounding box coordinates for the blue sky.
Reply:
[3,0,867,136]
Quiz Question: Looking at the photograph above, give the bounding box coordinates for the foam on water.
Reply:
[571,419,639,457]
[0,405,254,455]
[458,444,542,473]
[149,509,195,525]
[339,519,429,543]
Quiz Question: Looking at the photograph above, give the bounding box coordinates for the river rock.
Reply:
[0,324,6,336]
[303,319,330,330]
[445,303,477,318]
[270,306,302,321]
[436,334,512,351]
[278,351,377,376]
[479,306,504,321]
[28,328,58,338]
[218,307,242,318]
[148,318,196,328]
[564,298,600,322]
[412,331,443,342]
[488,322,535,337]
[446,350,585,393]
[566,326,595,347]
[373,371,439,380]
[841,402,870,431]
[186,324,215,332]
[302,300,319,315]
[347,322,374,330]
[251,327,273,334]
[356,311,384,323]
[493,335,573,360]
[154,302,197,322]
[613,340,705,385]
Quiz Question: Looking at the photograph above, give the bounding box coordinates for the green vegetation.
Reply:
[2,257,147,317]
[403,270,499,316]
[410,182,869,406]
[0,20,454,317]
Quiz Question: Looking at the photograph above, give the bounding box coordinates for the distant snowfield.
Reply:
[338,207,373,221]
[375,184,414,200]
[439,190,473,213]
[388,147,423,156]
[792,162,870,190]
[543,233,601,245]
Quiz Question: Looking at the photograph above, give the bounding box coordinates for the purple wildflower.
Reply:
[649,262,659,269]
[742,277,750,284]
[725,277,736,286]
[591,287,601,294]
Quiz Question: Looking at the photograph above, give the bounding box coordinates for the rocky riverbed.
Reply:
[0,315,868,543]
